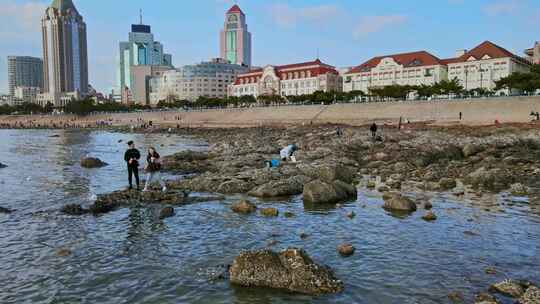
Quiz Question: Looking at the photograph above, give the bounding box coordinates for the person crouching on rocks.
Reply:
[143,147,167,192]
[280,144,298,162]
[125,141,141,190]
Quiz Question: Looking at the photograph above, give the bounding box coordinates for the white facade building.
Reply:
[229,59,342,98]
[14,86,41,103]
[343,51,448,93]
[344,41,531,96]
[444,41,532,94]
[149,58,248,104]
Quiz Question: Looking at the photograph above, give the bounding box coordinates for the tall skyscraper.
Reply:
[41,0,88,104]
[117,15,173,103]
[7,56,43,97]
[220,5,252,67]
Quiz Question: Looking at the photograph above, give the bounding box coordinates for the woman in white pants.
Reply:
[143,147,167,192]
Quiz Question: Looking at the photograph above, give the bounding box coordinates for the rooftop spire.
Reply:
[50,0,78,13]
[139,9,143,25]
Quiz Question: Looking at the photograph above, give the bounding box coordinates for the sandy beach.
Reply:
[1,96,540,129]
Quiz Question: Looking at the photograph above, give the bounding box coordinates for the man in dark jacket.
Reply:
[124,141,141,190]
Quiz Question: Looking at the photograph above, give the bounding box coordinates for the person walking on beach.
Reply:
[370,123,378,138]
[124,141,141,190]
[459,112,463,121]
[143,147,167,192]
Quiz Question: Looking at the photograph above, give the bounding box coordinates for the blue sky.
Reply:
[0,0,539,94]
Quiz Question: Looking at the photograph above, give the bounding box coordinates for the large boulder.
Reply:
[0,162,7,169]
[229,247,343,295]
[303,180,357,205]
[231,199,257,214]
[382,193,417,212]
[465,167,514,191]
[161,150,213,174]
[80,157,108,168]
[510,183,529,196]
[298,164,355,184]
[249,175,311,198]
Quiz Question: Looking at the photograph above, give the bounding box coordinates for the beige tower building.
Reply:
[39,0,88,107]
[220,5,252,67]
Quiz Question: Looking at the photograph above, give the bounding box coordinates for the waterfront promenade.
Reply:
[1,96,540,128]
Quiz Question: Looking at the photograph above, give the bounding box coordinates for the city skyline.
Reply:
[1,0,539,95]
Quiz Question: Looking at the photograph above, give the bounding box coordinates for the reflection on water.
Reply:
[0,129,539,304]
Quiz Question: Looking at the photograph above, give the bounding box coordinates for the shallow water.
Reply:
[0,129,539,304]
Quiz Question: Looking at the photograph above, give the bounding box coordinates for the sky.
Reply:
[0,0,539,94]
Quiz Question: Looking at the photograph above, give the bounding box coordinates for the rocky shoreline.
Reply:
[56,123,540,299]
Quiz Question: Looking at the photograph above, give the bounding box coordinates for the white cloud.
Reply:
[353,15,408,39]
[269,3,340,27]
[483,0,522,16]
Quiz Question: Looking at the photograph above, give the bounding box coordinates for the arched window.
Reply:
[300,71,305,78]
[307,71,311,77]
[294,72,299,79]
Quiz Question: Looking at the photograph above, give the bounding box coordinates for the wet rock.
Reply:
[217,179,253,194]
[474,293,499,304]
[231,199,257,214]
[161,150,213,174]
[465,167,514,191]
[337,243,355,257]
[249,175,310,198]
[298,164,355,184]
[424,181,441,191]
[382,193,417,213]
[56,248,72,257]
[300,232,309,239]
[80,157,108,168]
[448,291,465,303]
[518,285,540,304]
[439,178,457,191]
[394,162,409,172]
[377,185,390,192]
[0,206,13,214]
[0,162,7,169]
[260,207,279,217]
[424,202,433,210]
[366,180,377,189]
[303,180,357,205]
[422,211,437,221]
[463,144,484,158]
[229,247,344,295]
[283,211,295,218]
[61,204,88,216]
[489,279,525,298]
[159,207,175,219]
[510,183,529,196]
[347,211,356,219]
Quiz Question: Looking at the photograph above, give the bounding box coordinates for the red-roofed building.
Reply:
[345,41,531,96]
[229,59,342,98]
[343,50,448,94]
[445,41,531,92]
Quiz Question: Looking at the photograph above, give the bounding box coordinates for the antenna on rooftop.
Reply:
[139,9,143,25]
[316,48,320,60]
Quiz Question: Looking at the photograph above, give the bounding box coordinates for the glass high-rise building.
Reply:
[117,20,173,101]
[220,5,252,67]
[41,0,88,100]
[7,56,43,97]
